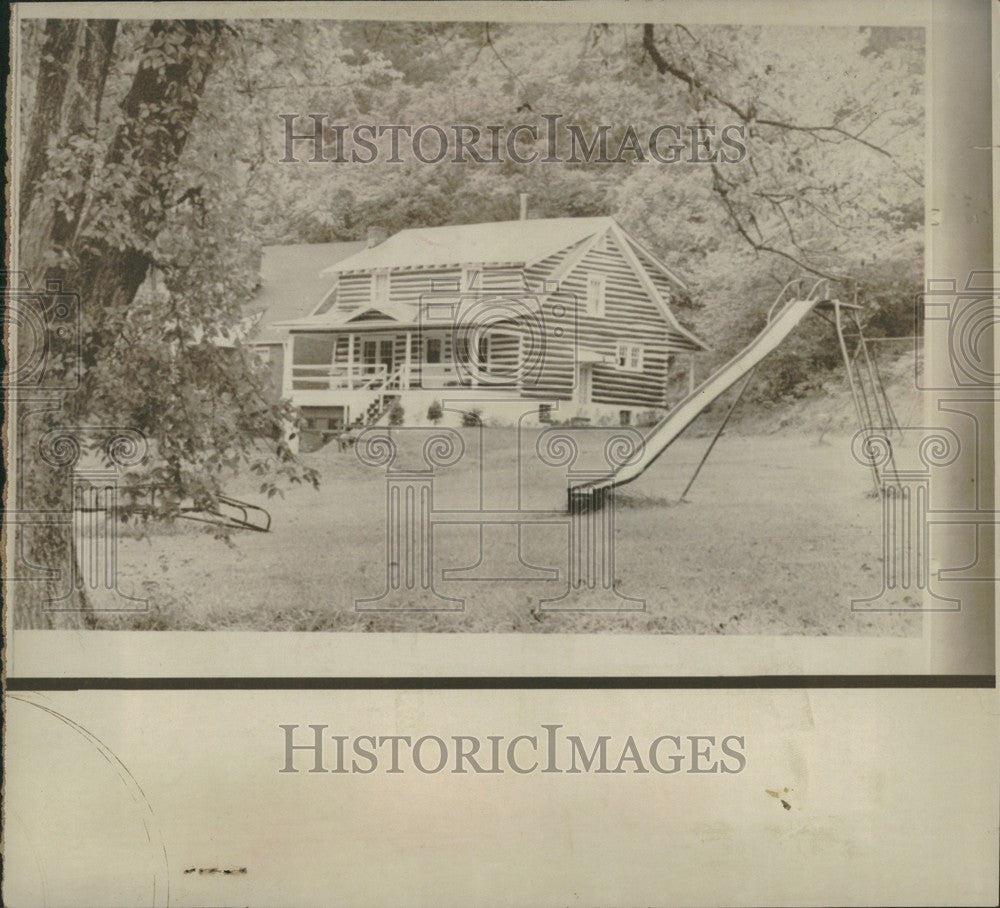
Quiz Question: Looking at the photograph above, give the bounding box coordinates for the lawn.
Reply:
[92,425,920,636]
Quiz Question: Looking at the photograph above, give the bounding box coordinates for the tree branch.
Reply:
[641,24,922,187]
[710,165,844,282]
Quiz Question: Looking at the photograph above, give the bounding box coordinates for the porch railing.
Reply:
[291,363,389,391]
[416,362,469,388]
[290,361,513,393]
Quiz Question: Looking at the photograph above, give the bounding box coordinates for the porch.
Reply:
[284,327,523,426]
[286,327,521,393]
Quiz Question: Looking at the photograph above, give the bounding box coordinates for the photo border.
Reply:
[4,0,995,687]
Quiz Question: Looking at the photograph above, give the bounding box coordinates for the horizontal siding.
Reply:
[483,332,520,388]
[628,241,676,304]
[480,267,527,292]
[648,269,675,304]
[664,330,702,352]
[627,241,703,353]
[335,268,463,317]
[536,233,672,406]
[589,359,670,407]
[388,268,459,306]
[336,274,371,311]
[292,230,695,409]
[517,334,577,401]
[523,241,579,289]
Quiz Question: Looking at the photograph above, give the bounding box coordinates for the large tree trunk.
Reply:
[13,19,223,629]
[18,21,82,225]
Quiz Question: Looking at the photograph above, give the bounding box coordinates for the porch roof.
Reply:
[286,319,421,332]
[275,303,418,331]
[578,347,616,365]
[277,302,529,333]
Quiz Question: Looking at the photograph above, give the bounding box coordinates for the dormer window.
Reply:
[586,273,606,317]
[373,270,389,305]
[461,264,481,293]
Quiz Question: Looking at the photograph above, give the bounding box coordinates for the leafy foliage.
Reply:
[242,20,922,394]
[14,17,924,626]
[462,408,484,428]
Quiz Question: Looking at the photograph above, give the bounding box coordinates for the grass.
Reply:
[89,423,921,637]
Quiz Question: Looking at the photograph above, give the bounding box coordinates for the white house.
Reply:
[250,217,708,438]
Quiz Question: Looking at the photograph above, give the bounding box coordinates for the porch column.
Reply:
[282,337,293,397]
[403,330,412,389]
[347,332,355,389]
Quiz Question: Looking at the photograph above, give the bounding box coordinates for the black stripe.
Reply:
[5,675,995,691]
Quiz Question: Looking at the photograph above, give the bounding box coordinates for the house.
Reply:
[245,240,368,392]
[255,217,708,439]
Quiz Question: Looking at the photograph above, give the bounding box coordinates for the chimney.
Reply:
[519,192,529,221]
[366,225,387,248]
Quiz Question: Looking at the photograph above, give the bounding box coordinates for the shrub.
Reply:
[757,350,812,400]
[388,400,405,426]
[461,407,482,427]
[427,399,443,425]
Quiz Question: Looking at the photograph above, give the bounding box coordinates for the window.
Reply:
[461,265,481,292]
[373,270,389,305]
[425,337,442,364]
[302,407,345,432]
[619,410,632,426]
[255,346,272,366]
[538,403,553,423]
[586,273,606,317]
[293,334,335,365]
[616,342,644,372]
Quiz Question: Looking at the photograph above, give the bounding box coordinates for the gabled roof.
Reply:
[320,217,616,274]
[248,241,366,343]
[260,219,708,352]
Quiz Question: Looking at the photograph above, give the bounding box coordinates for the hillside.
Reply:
[684,343,922,440]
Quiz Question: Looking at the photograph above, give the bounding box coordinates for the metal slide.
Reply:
[570,294,825,504]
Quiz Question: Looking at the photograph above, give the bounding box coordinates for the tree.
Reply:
[388,401,405,426]
[13,20,316,628]
[9,17,925,625]
[636,23,922,281]
[427,400,443,425]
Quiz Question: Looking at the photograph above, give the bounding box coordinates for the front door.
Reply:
[576,363,593,404]
[362,338,395,380]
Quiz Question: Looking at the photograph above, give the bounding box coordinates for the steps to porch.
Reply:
[298,391,400,453]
